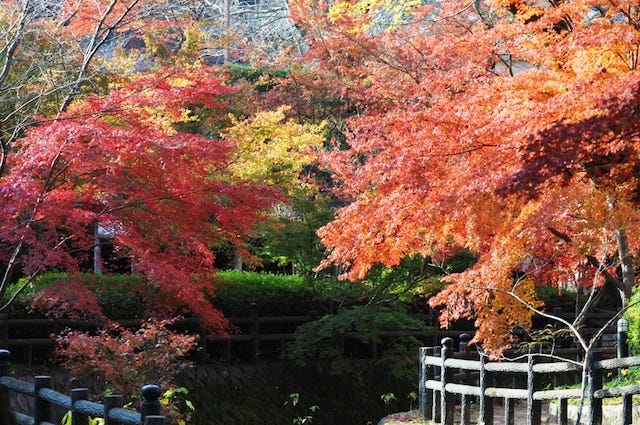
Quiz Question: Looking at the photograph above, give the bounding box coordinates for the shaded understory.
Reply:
[182,359,418,425]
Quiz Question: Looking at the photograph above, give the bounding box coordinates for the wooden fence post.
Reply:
[103,394,124,425]
[34,376,53,424]
[141,384,162,424]
[458,333,471,356]
[478,352,493,425]
[422,347,435,421]
[458,333,472,425]
[250,303,259,363]
[440,337,455,425]
[504,373,516,425]
[0,349,9,376]
[617,319,632,425]
[199,320,208,364]
[559,398,568,425]
[71,388,90,425]
[433,344,441,423]
[622,392,632,425]
[419,347,429,420]
[504,397,515,425]
[0,315,8,349]
[526,355,541,425]
[587,351,602,425]
[0,349,16,425]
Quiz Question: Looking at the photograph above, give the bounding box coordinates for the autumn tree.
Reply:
[0,66,281,331]
[291,0,640,354]
[220,105,329,271]
[0,0,167,179]
[0,0,307,181]
[224,105,324,195]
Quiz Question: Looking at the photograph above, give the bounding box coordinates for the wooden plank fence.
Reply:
[0,349,166,425]
[419,336,639,425]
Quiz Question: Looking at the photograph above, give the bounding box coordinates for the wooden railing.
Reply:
[0,349,166,425]
[419,336,637,425]
[0,308,461,364]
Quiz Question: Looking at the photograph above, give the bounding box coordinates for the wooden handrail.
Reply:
[0,349,165,425]
[419,335,637,425]
[0,311,462,363]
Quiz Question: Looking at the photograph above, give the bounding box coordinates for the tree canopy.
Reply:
[0,0,305,330]
[0,66,281,330]
[2,0,640,354]
[293,0,640,353]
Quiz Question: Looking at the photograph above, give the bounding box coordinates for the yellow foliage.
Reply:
[225,106,325,196]
[327,0,421,32]
[328,1,373,22]
[166,76,194,88]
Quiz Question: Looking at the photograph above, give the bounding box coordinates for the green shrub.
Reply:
[285,305,425,371]
[1,273,68,318]
[224,64,289,92]
[535,285,584,312]
[213,270,315,316]
[626,286,640,354]
[2,272,148,319]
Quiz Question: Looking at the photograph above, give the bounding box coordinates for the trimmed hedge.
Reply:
[2,270,384,320]
[2,272,148,319]
[212,270,315,316]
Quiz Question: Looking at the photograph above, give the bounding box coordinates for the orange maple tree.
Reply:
[292,0,640,353]
[0,66,281,331]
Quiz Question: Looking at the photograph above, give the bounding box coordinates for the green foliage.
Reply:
[213,270,315,316]
[89,274,149,319]
[186,360,418,425]
[224,64,289,92]
[3,272,148,319]
[285,393,320,425]
[61,411,104,425]
[534,285,584,312]
[380,392,397,405]
[307,277,374,314]
[253,193,335,277]
[161,387,195,425]
[3,272,65,307]
[5,266,442,320]
[626,286,640,354]
[354,251,477,314]
[362,255,446,310]
[605,366,640,388]
[285,305,425,370]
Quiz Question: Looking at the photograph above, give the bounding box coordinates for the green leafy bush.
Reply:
[285,305,425,370]
[626,286,640,354]
[213,270,315,316]
[3,272,148,319]
[7,263,449,322]
[534,285,585,312]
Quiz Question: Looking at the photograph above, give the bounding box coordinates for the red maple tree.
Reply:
[292,0,640,353]
[0,66,281,331]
